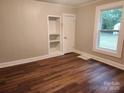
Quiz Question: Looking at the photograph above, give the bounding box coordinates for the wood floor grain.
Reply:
[0,53,124,93]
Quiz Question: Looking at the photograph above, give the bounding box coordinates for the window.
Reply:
[93,1,124,58]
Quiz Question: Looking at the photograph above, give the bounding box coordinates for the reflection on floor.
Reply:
[0,53,124,93]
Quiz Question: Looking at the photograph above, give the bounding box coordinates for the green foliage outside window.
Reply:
[101,8,122,29]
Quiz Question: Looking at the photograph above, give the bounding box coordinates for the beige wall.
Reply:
[0,0,76,63]
[1,0,123,64]
[75,0,124,64]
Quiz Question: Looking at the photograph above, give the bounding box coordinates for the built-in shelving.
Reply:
[48,15,62,56]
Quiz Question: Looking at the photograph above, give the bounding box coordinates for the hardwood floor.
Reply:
[0,53,124,93]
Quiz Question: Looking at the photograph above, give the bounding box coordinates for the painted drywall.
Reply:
[75,0,124,64]
[0,0,76,63]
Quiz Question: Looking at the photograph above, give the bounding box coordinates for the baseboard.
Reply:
[73,49,124,70]
[0,53,63,68]
[1,50,124,70]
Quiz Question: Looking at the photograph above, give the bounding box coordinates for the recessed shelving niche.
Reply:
[48,15,62,56]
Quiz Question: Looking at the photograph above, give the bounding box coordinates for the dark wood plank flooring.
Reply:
[0,53,124,93]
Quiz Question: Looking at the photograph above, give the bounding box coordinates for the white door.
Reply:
[63,15,75,54]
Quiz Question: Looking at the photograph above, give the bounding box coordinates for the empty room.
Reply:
[0,0,124,93]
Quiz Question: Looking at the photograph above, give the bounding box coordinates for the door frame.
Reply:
[62,14,76,54]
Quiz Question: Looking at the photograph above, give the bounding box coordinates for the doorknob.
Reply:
[64,37,67,39]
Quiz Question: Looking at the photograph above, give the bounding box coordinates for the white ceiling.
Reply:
[38,0,100,6]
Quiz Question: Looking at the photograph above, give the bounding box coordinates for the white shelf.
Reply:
[50,34,60,35]
[50,40,60,43]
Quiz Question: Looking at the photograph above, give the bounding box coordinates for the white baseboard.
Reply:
[1,50,124,70]
[0,53,63,68]
[73,49,124,70]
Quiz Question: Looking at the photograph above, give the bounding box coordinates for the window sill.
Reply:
[93,47,122,58]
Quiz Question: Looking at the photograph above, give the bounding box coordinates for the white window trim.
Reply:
[93,1,124,58]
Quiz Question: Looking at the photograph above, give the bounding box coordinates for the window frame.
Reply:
[93,1,124,58]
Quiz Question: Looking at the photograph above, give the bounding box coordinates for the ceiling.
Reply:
[37,0,100,6]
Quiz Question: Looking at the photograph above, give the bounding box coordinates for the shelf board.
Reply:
[49,40,60,43]
[50,34,60,36]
